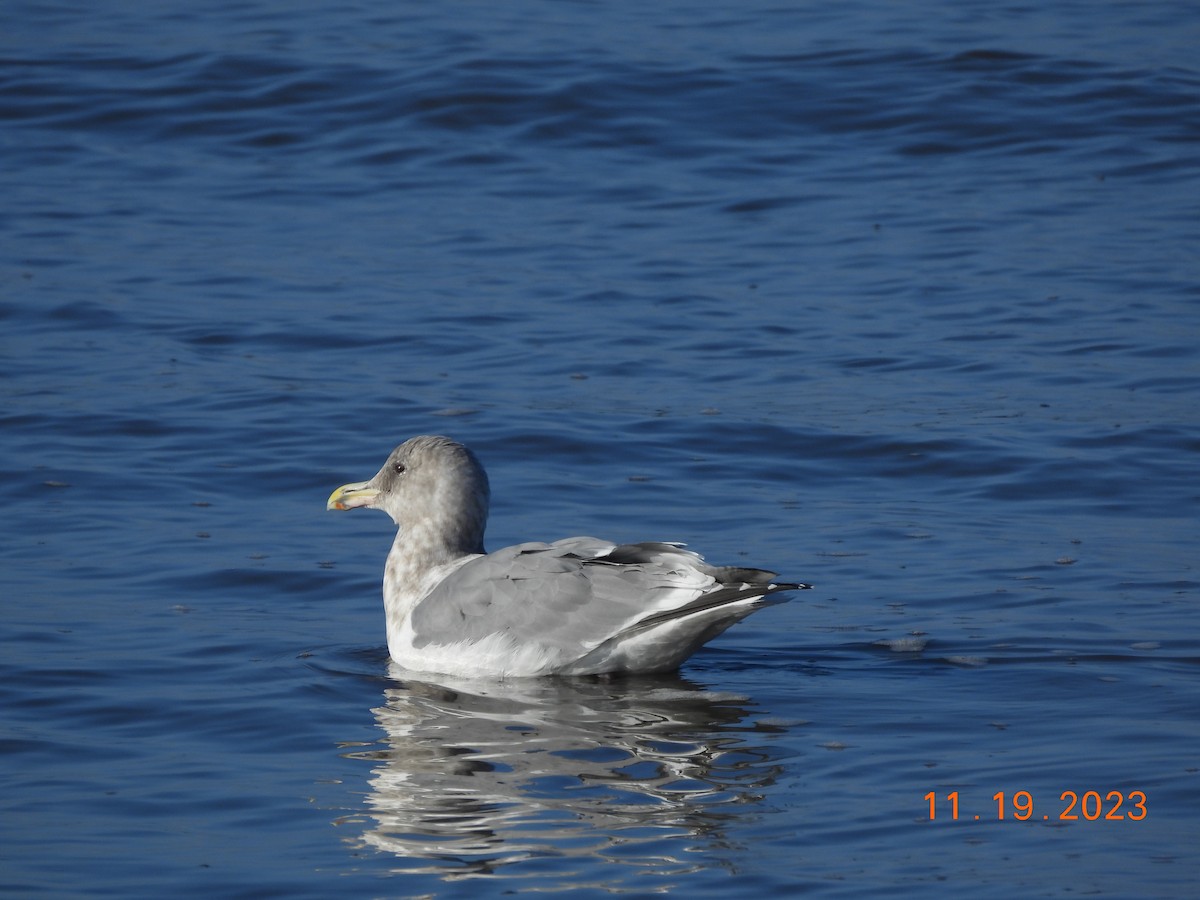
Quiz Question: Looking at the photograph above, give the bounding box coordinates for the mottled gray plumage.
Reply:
[327,435,810,677]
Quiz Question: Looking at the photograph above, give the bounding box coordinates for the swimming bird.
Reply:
[327,435,809,677]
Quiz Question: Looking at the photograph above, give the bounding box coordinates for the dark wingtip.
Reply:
[715,569,812,591]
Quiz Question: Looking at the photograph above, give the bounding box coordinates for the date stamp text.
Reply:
[925,790,1147,822]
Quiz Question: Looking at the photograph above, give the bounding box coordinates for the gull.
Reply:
[327,435,809,677]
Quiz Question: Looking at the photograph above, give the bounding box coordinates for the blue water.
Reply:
[2,1,1198,896]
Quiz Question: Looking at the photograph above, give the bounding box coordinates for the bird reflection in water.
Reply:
[340,667,787,887]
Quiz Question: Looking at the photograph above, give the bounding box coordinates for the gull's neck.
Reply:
[381,518,485,652]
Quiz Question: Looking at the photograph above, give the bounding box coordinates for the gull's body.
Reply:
[327,436,809,677]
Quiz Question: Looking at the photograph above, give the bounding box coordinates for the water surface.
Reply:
[2,1,1198,896]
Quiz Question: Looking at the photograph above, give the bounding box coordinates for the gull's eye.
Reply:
[394,463,407,475]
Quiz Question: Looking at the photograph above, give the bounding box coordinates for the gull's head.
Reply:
[327,435,490,552]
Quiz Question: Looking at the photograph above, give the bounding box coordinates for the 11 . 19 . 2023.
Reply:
[924,790,1147,821]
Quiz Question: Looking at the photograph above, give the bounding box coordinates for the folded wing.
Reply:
[410,538,808,671]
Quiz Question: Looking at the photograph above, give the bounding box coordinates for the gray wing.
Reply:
[409,538,805,653]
